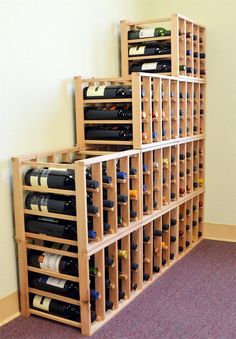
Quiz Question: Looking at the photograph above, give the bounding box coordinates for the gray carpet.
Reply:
[1,240,236,339]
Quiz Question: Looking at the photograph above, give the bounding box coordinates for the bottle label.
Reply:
[46,277,66,288]
[30,175,39,186]
[39,195,49,213]
[33,295,51,311]
[139,28,155,38]
[129,46,145,55]
[39,253,62,272]
[40,169,50,187]
[141,62,157,70]
[86,86,106,97]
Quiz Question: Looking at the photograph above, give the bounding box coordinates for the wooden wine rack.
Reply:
[75,73,205,150]
[12,12,206,337]
[120,14,206,79]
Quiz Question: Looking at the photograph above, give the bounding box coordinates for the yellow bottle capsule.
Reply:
[129,190,138,199]
[198,178,204,186]
[118,249,128,260]
[162,158,169,166]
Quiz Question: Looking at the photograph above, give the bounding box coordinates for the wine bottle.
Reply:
[162,242,168,250]
[179,230,184,236]
[128,27,171,40]
[179,171,184,177]
[186,241,190,247]
[180,153,185,161]
[105,257,114,267]
[131,242,138,251]
[143,234,150,242]
[25,193,76,216]
[162,224,169,231]
[28,250,78,276]
[153,265,160,273]
[170,236,176,242]
[179,246,183,252]
[198,231,202,237]
[118,249,128,260]
[192,220,197,227]
[128,43,171,56]
[84,105,132,120]
[119,290,125,300]
[170,253,174,260]
[194,51,198,58]
[193,204,197,212]
[153,229,162,237]
[186,168,191,175]
[162,258,166,266]
[131,282,138,290]
[29,274,99,300]
[131,263,139,271]
[25,168,77,190]
[143,273,150,281]
[171,219,177,226]
[25,217,77,240]
[30,294,97,322]
[186,224,190,231]
[186,208,191,216]
[85,125,132,141]
[83,85,132,99]
[179,213,184,221]
[130,60,171,73]
[179,188,185,195]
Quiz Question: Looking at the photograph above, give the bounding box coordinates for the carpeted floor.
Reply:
[1,240,236,339]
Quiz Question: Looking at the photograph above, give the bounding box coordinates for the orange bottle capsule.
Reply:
[129,190,138,199]
[162,242,168,250]
[142,132,148,140]
[152,111,158,118]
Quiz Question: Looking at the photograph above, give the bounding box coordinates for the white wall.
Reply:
[1,0,235,300]
[0,0,141,300]
[142,0,236,225]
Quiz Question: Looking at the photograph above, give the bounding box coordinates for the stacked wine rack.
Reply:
[120,14,206,78]
[12,13,206,337]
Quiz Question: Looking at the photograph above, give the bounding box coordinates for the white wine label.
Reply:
[33,295,51,312]
[30,203,39,211]
[40,196,48,213]
[46,277,66,289]
[30,175,39,186]
[139,28,155,38]
[40,253,62,272]
[87,86,106,97]
[141,62,157,70]
[129,46,145,56]
[40,176,48,187]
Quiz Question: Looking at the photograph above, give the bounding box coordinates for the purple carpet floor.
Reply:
[1,240,236,339]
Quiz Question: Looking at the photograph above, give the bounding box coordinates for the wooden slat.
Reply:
[29,308,81,328]
[27,266,80,283]
[28,288,81,306]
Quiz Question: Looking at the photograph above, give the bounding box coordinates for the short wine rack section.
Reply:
[75,73,205,150]
[120,14,206,79]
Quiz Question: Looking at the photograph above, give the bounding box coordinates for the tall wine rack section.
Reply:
[12,13,206,337]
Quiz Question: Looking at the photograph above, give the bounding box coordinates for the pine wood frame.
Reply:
[120,14,206,79]
[75,73,206,150]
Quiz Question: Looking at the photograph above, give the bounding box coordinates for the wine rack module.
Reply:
[120,14,206,79]
[12,140,205,335]
[12,11,206,338]
[75,73,205,150]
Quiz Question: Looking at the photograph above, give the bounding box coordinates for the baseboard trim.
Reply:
[204,222,236,242]
[0,291,20,327]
